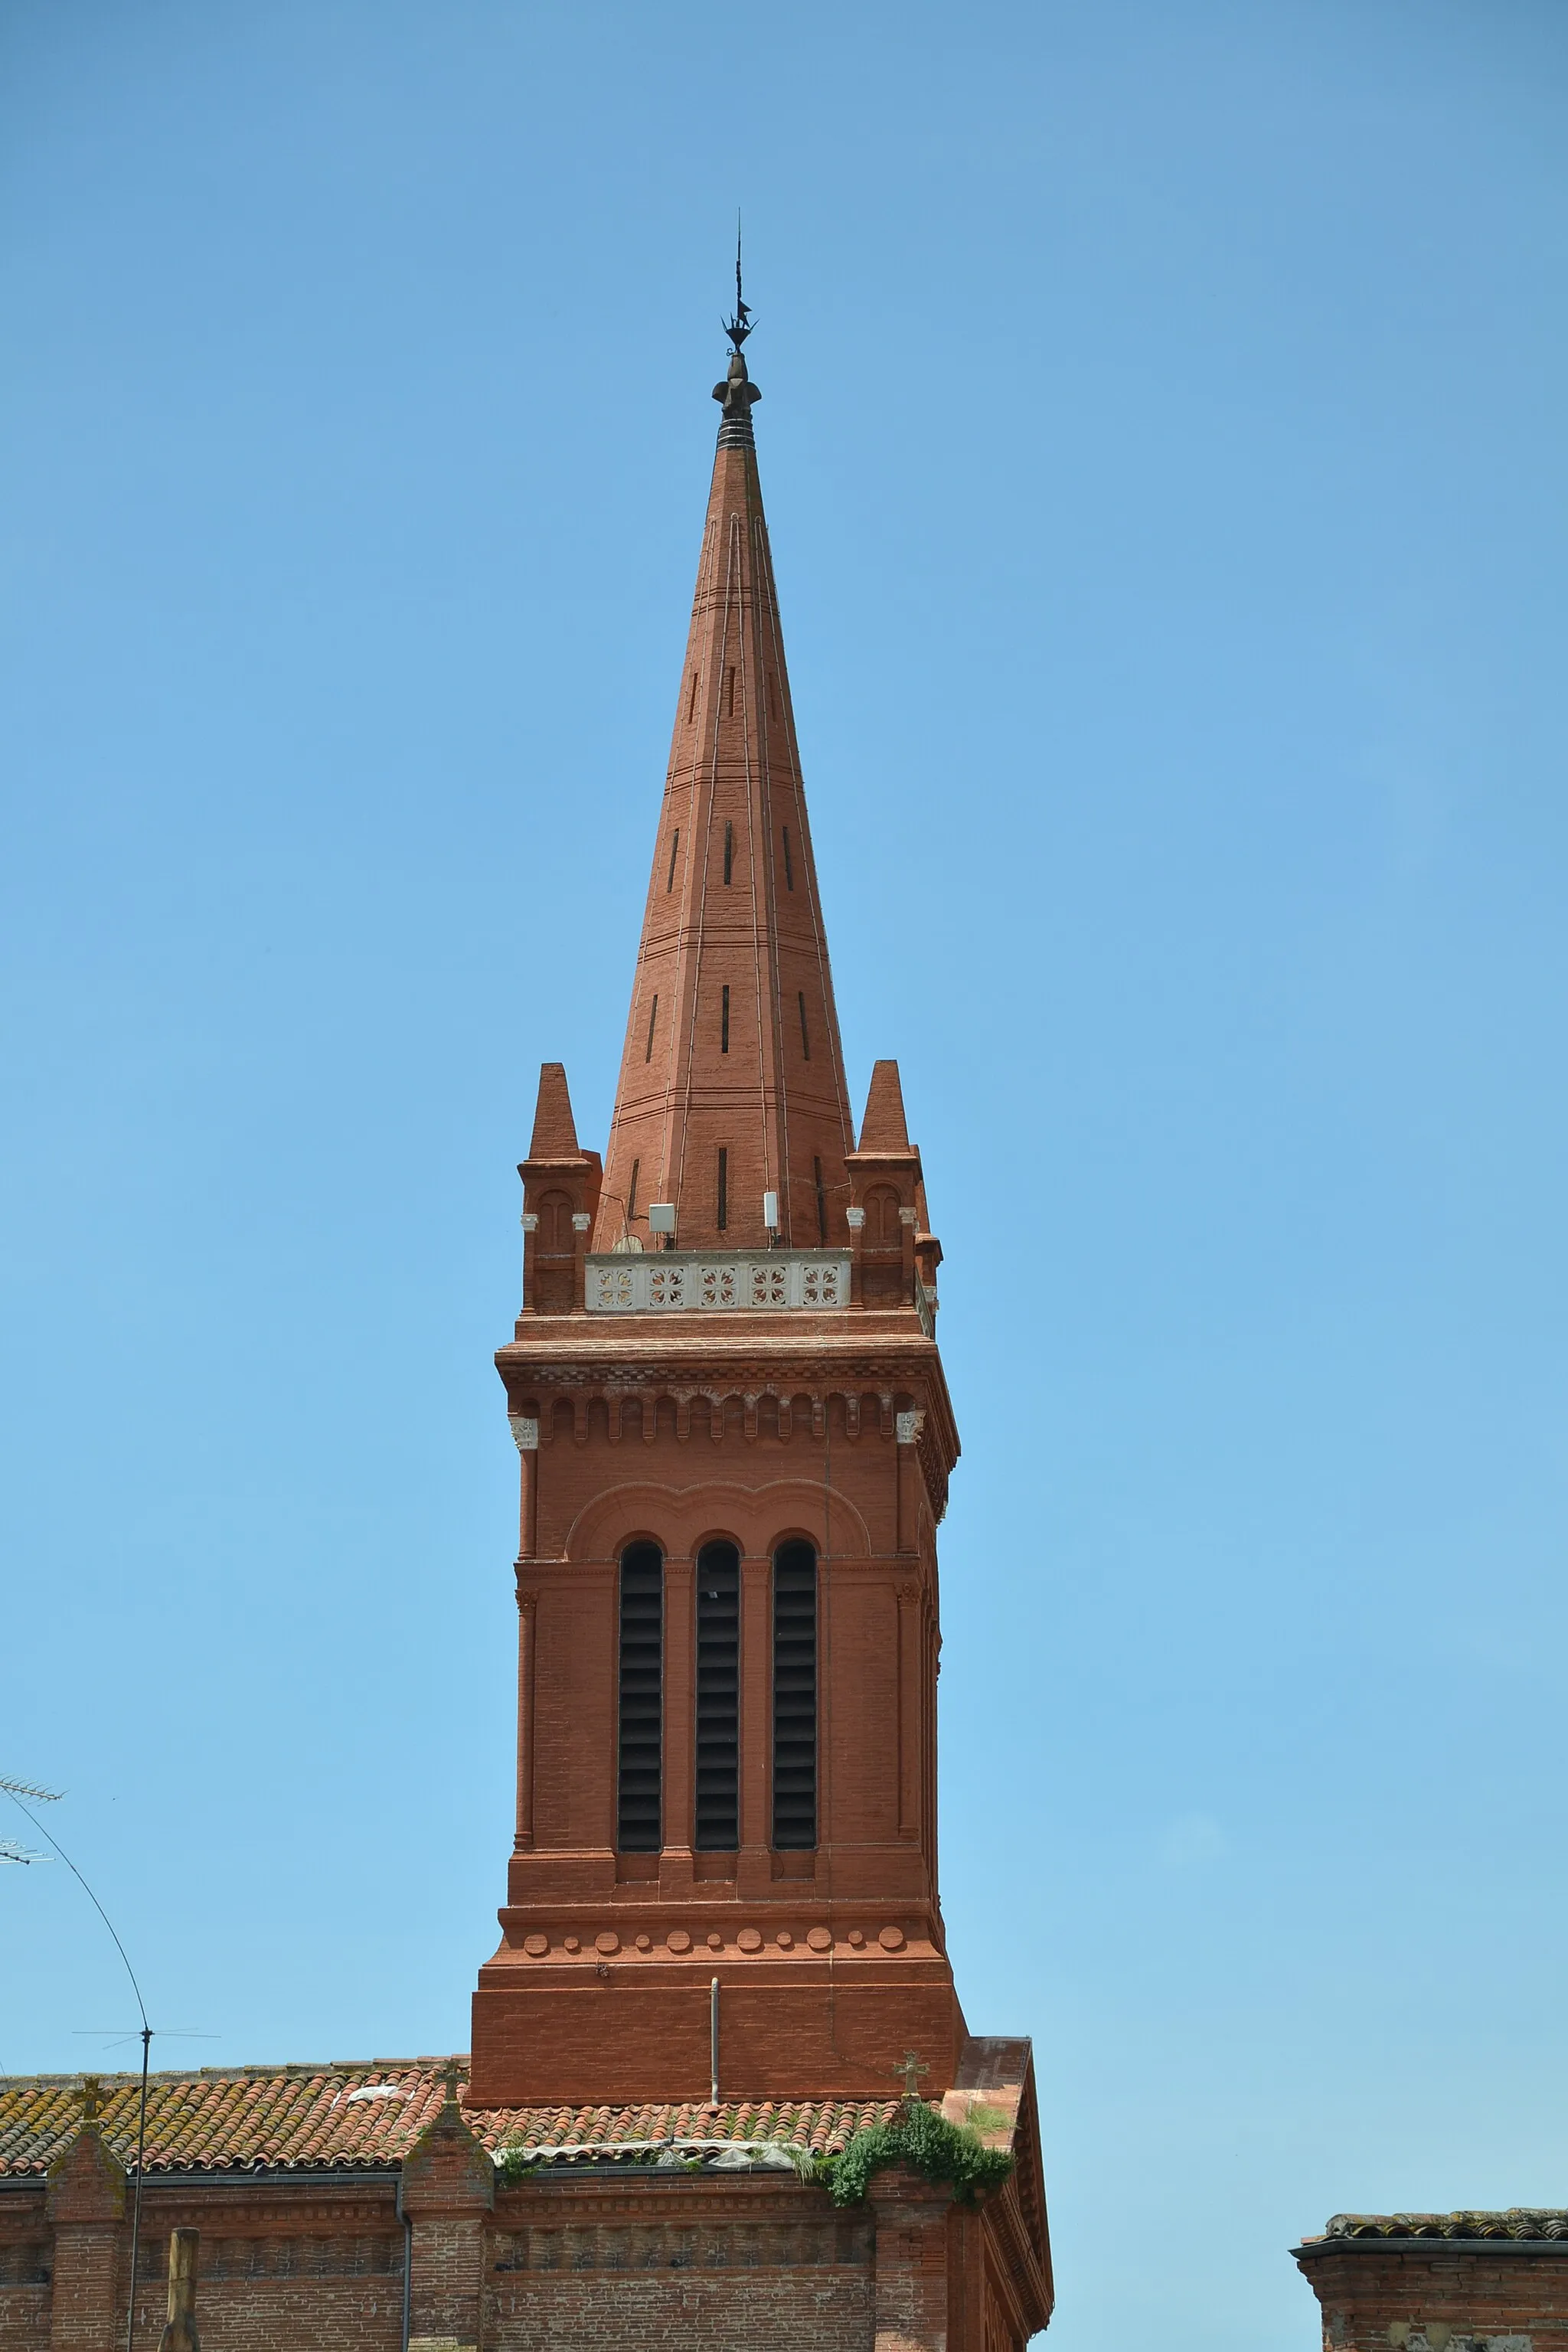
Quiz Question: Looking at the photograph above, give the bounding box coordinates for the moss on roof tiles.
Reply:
[1319,2211,1568,2243]
[0,2063,901,2179]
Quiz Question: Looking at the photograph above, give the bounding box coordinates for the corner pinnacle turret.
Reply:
[592,277,855,1254]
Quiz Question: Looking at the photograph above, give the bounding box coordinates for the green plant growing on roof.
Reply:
[809,2098,1014,2210]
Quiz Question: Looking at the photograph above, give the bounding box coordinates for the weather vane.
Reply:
[723,214,753,351]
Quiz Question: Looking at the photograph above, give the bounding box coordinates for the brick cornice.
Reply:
[1295,2239,1568,2262]
[985,2171,1054,2340]
[498,1315,948,1377]
[497,1334,959,1485]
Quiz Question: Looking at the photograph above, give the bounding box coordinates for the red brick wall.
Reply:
[1298,2244,1568,2350]
[0,2287,49,2352]
[487,2262,873,2350]
[145,2279,404,2352]
[122,2223,405,2352]
[1,2159,1044,2352]
[472,1375,964,2105]
[0,2194,51,2352]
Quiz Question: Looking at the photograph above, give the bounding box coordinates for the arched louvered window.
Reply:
[772,1540,818,1850]
[694,1540,740,1851]
[617,1543,663,1852]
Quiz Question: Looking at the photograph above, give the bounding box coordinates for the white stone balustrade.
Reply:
[584,1250,851,1314]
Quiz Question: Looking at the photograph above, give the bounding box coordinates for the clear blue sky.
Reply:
[3,5,1565,2346]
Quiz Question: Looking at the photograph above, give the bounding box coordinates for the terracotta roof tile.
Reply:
[0,2061,898,2178]
[1315,2213,1568,2243]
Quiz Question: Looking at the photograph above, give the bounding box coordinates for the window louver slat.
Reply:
[694,1540,740,1851]
[773,1540,817,1850]
[617,1544,663,1851]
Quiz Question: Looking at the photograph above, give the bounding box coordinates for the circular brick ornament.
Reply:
[707,1932,724,1950]
[775,1929,794,1950]
[523,1933,549,1958]
[635,1932,652,1952]
[847,1929,866,1948]
[667,1929,691,1954]
[596,1931,620,1955]
[564,1935,581,1953]
[737,1928,763,1953]
[877,1925,906,1952]
[806,1926,832,1952]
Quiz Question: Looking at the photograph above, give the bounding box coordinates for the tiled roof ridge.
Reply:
[1320,2210,1568,2242]
[0,2056,466,2090]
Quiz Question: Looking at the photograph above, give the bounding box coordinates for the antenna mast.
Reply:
[724,213,753,351]
[2,1776,155,2352]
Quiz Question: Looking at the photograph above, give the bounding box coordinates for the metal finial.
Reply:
[724,213,753,350]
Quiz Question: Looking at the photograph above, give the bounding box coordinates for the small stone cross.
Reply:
[892,2050,929,2101]
[79,2076,106,2122]
[438,2059,467,2104]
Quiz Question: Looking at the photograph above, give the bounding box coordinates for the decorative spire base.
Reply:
[713,348,761,446]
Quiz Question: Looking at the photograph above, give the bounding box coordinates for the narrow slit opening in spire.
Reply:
[782,826,795,890]
[666,831,679,892]
[645,995,658,1062]
[720,985,730,1054]
[724,821,733,885]
[687,671,698,722]
[717,1146,728,1232]
[725,668,736,717]
[798,991,811,1060]
[627,1158,640,1220]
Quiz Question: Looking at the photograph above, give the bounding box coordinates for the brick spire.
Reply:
[593,327,854,1254]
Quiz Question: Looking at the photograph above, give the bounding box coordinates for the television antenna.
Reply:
[2,1774,165,2352]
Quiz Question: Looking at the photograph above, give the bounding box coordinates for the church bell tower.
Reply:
[469,292,963,2108]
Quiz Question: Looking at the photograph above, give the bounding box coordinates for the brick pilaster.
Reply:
[45,2118,126,2350]
[400,2086,494,2352]
[868,2165,952,2352]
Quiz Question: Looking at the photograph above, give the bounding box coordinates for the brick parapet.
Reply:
[1295,2240,1568,2350]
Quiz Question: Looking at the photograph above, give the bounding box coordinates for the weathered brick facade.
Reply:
[472,303,967,2115]
[2,309,1054,2347]
[1295,2216,1568,2352]
[0,2047,1052,2347]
